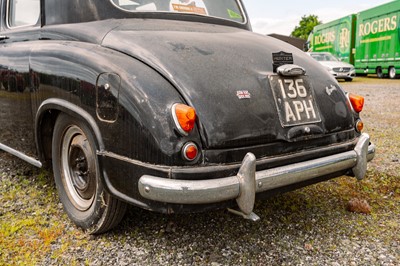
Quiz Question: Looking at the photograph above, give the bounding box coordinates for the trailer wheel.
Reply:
[52,113,127,234]
[376,67,383,78]
[389,67,397,79]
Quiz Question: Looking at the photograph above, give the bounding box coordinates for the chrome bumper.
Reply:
[138,133,375,215]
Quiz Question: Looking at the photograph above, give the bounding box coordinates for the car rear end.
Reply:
[92,2,375,217]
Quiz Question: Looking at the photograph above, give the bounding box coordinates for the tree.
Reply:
[291,15,321,40]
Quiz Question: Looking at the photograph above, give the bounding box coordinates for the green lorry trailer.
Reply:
[308,1,400,79]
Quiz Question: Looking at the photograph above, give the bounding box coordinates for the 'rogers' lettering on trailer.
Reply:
[359,15,397,36]
[314,31,336,45]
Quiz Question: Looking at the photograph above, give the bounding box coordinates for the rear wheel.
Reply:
[389,67,397,79]
[376,67,384,78]
[52,113,127,234]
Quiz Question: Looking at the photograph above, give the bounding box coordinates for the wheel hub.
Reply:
[61,126,97,211]
[69,146,95,200]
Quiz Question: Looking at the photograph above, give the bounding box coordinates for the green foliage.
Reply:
[291,15,321,40]
[0,169,88,264]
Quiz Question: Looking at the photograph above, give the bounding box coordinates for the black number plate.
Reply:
[269,76,321,127]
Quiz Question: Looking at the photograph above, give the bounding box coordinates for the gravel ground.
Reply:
[0,76,399,265]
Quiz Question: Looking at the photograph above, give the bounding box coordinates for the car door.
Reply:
[0,0,40,157]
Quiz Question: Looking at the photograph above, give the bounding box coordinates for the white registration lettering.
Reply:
[285,101,296,122]
[295,79,307,98]
[285,100,317,122]
[303,100,317,119]
[293,101,304,120]
[278,79,287,99]
[276,77,318,125]
[279,78,308,99]
[286,79,297,99]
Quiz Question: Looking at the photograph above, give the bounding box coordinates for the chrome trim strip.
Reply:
[0,143,42,168]
[99,137,359,174]
[139,134,375,214]
[36,98,105,151]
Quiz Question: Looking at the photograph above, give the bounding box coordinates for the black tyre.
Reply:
[376,67,384,78]
[389,67,397,79]
[52,113,127,234]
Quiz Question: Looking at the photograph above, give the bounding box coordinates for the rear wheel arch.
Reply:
[36,98,106,164]
[36,109,59,166]
[36,99,126,233]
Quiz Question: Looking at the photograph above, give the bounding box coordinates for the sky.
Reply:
[244,0,395,36]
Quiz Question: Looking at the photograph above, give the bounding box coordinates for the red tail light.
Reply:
[349,93,364,113]
[172,103,196,136]
[182,142,198,161]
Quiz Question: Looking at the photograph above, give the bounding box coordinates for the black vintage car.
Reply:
[0,0,375,234]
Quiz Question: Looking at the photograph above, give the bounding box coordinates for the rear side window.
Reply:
[8,0,40,27]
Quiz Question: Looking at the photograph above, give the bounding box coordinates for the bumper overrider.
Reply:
[138,133,375,216]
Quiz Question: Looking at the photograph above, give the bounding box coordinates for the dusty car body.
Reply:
[0,0,375,233]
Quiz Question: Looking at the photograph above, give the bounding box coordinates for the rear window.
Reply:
[111,0,245,23]
[8,0,40,27]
